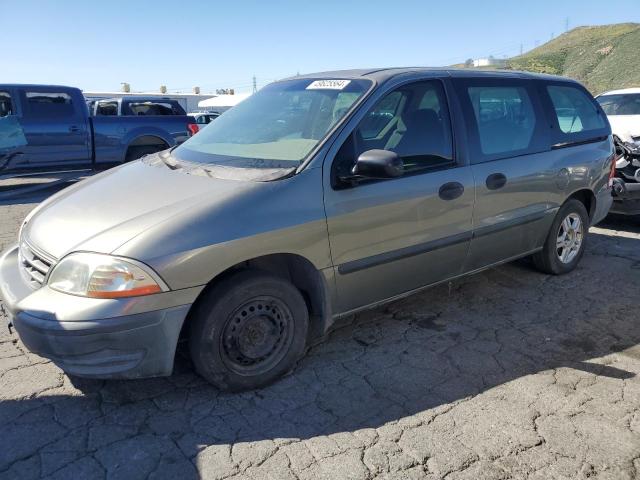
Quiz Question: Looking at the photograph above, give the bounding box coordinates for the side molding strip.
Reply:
[337,208,555,276]
[472,209,549,239]
[337,231,472,275]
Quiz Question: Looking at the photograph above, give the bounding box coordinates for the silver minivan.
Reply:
[0,69,615,391]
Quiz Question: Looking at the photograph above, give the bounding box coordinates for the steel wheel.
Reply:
[219,296,294,376]
[556,212,584,264]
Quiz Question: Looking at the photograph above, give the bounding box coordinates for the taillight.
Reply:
[608,152,616,188]
[187,123,199,136]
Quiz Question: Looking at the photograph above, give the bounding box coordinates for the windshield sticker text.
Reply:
[306,80,351,90]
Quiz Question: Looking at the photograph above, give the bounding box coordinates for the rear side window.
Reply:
[453,79,550,163]
[546,85,608,144]
[95,101,118,116]
[0,91,13,117]
[25,91,75,117]
[467,86,536,156]
[125,101,186,116]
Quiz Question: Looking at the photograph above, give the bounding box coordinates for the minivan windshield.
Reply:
[597,94,640,116]
[174,78,372,168]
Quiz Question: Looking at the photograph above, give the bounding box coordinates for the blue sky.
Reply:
[4,0,639,93]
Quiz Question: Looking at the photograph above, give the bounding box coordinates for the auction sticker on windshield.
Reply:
[306,80,351,90]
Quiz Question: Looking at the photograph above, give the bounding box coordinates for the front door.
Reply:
[324,79,475,313]
[18,88,90,168]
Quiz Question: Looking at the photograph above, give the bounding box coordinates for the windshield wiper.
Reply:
[159,155,182,170]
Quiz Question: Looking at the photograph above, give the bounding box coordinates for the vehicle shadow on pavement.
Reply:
[598,214,640,234]
[0,177,84,207]
[1,229,639,478]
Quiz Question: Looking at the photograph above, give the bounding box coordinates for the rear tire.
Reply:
[189,270,309,391]
[532,199,589,275]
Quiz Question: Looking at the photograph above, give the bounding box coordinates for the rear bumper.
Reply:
[0,244,198,378]
[592,185,614,225]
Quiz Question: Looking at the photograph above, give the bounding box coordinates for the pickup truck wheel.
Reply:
[189,270,309,391]
[532,199,589,275]
[125,145,165,162]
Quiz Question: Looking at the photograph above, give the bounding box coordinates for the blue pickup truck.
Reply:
[0,85,198,173]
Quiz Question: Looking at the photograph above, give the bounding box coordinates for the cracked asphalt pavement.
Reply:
[1,185,639,479]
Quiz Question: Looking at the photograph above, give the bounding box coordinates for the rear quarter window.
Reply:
[25,91,75,117]
[545,84,609,146]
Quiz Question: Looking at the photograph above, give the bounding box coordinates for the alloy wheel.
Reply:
[556,213,584,264]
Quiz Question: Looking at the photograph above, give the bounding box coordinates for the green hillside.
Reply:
[506,23,640,94]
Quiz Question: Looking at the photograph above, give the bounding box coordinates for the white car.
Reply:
[596,87,640,144]
[188,111,220,130]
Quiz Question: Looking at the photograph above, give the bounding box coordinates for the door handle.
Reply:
[438,182,465,201]
[68,125,80,133]
[486,173,507,190]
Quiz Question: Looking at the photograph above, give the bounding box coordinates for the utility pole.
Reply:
[565,17,569,32]
[520,43,523,55]
[252,75,257,93]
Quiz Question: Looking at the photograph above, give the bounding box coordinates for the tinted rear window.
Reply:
[25,91,75,117]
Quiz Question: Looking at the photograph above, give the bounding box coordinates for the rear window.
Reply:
[25,91,75,117]
[0,91,13,117]
[546,85,607,141]
[597,93,640,116]
[125,101,186,116]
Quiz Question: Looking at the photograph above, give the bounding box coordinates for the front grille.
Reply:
[19,240,55,288]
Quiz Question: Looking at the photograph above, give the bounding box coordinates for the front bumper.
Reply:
[0,244,201,378]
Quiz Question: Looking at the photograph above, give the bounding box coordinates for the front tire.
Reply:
[189,270,309,391]
[532,199,589,275]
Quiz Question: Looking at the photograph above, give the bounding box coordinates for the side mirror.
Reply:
[351,149,403,180]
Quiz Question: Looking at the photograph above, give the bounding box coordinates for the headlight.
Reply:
[48,253,166,298]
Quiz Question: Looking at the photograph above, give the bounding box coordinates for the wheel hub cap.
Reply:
[237,315,278,360]
[556,213,584,264]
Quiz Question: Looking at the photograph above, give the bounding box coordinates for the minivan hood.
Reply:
[22,156,260,259]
